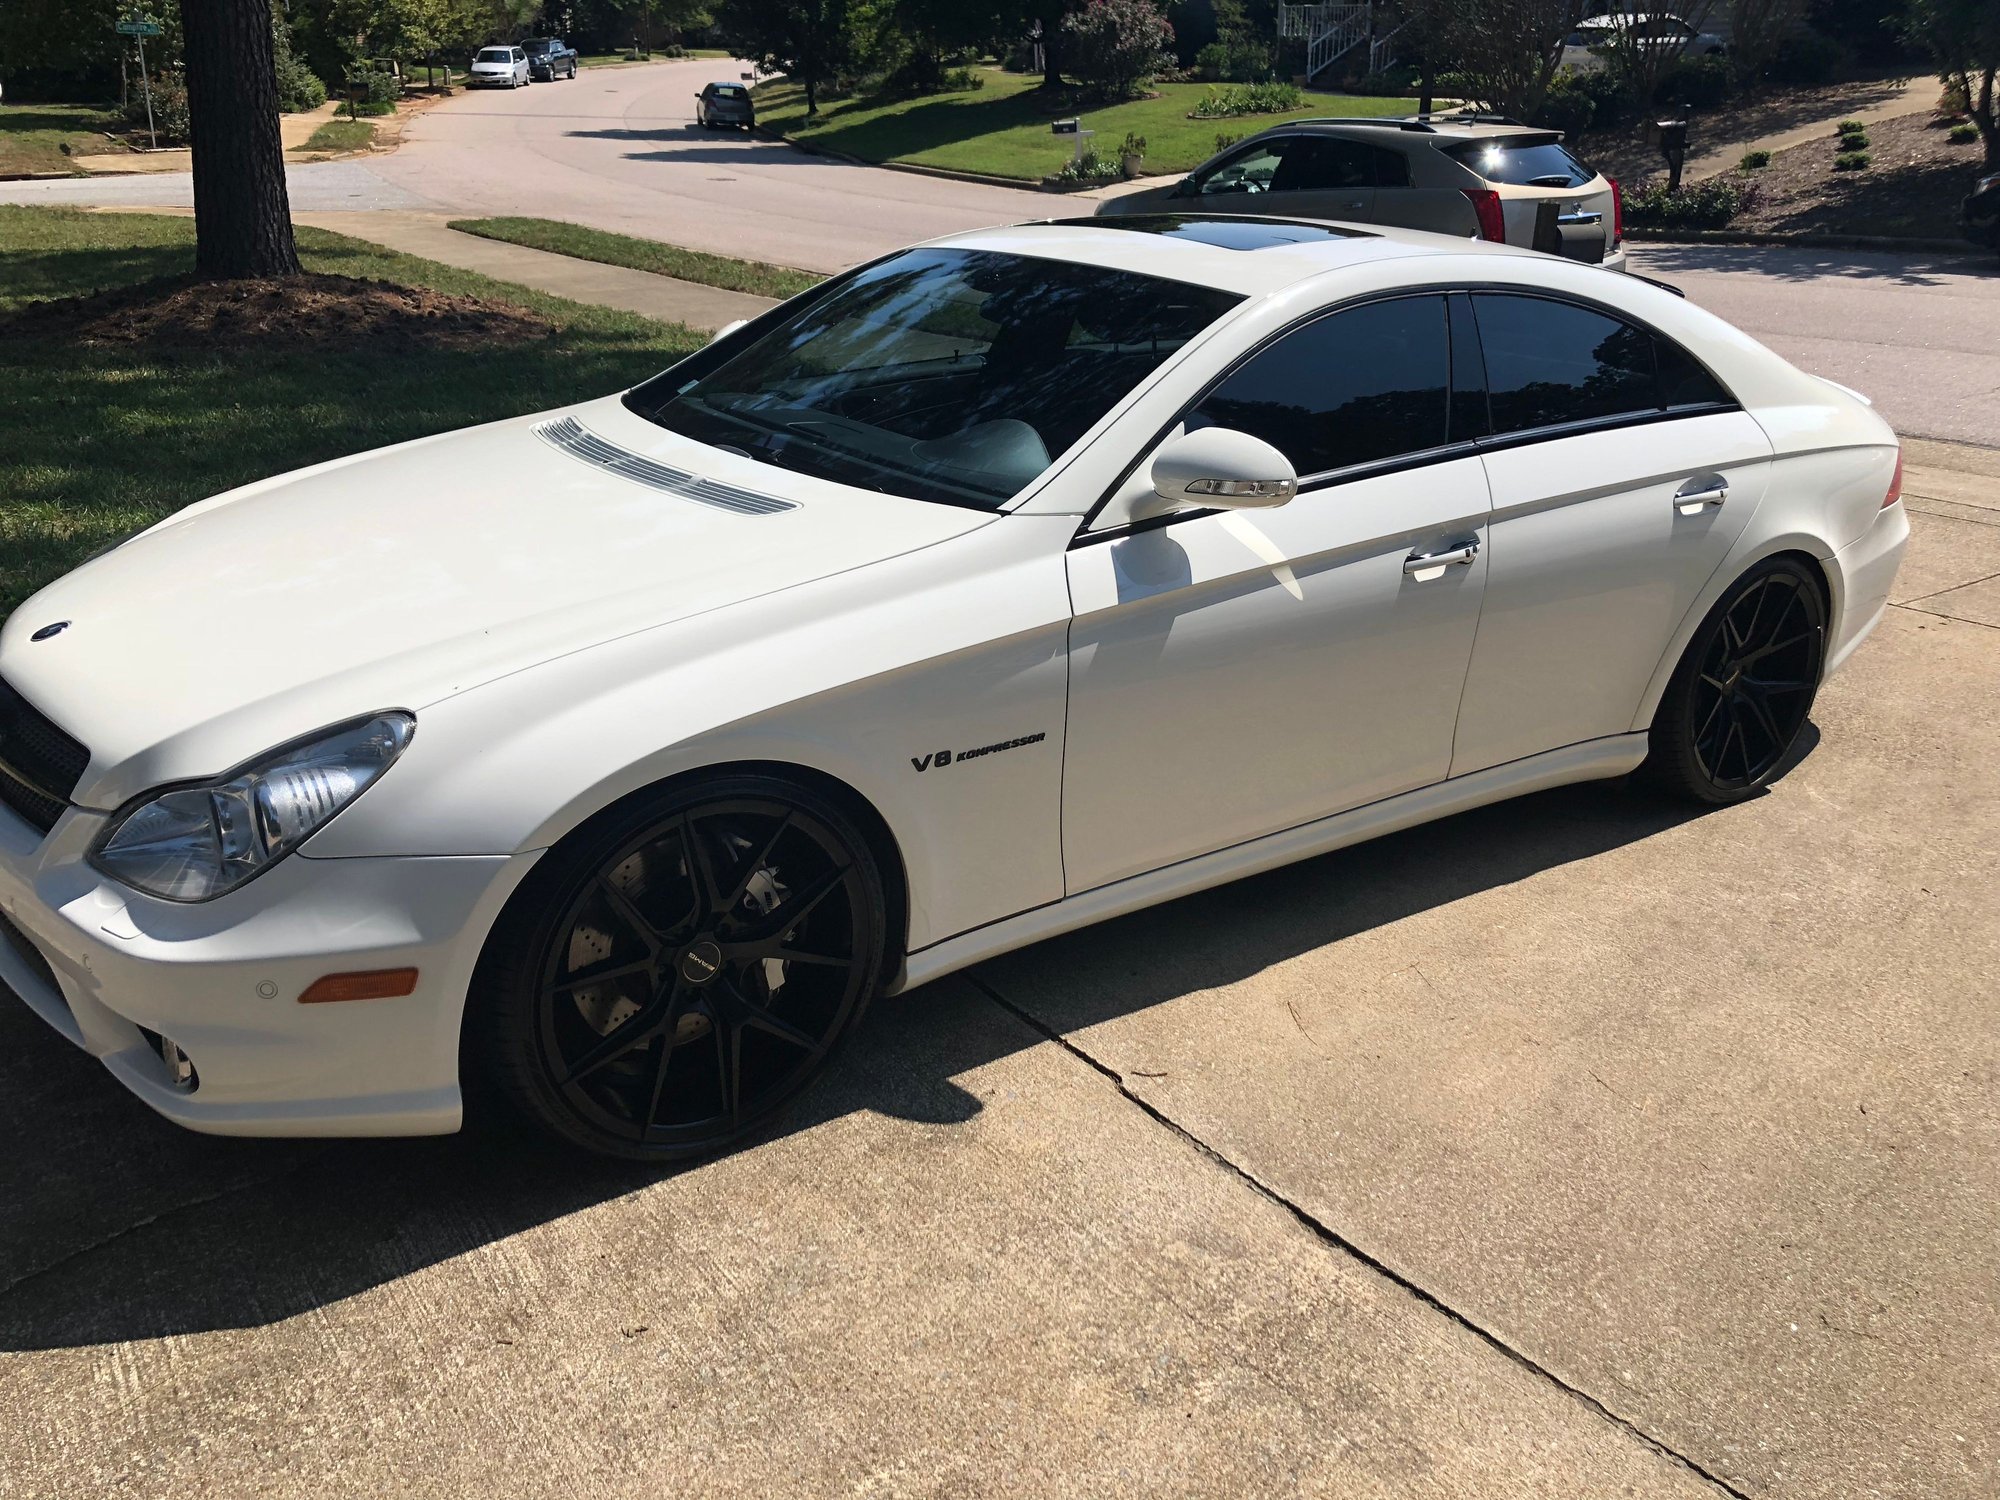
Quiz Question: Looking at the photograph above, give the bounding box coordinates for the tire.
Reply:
[1645,556,1827,804]
[472,773,890,1161]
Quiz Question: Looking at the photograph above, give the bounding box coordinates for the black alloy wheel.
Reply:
[1649,557,1827,803]
[475,775,888,1160]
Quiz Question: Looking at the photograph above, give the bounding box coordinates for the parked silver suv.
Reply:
[1098,116,1626,272]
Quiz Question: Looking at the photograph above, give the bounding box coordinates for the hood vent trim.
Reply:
[535,416,797,516]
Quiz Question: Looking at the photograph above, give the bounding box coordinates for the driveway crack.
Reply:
[966,973,1751,1500]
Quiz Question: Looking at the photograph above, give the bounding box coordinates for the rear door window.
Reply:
[1470,293,1732,435]
[1445,137,1595,188]
[1277,138,1376,191]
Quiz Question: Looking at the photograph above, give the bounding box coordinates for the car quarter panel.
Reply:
[305,516,1079,954]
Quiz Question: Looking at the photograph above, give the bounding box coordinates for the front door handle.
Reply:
[1404,541,1478,576]
[1674,474,1728,514]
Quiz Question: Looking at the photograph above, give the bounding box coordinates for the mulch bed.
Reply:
[1726,112,1988,239]
[0,273,555,349]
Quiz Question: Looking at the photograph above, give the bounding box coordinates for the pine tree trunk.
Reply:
[183,0,301,279]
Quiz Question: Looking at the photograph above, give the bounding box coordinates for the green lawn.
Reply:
[755,69,1420,181]
[449,217,821,299]
[295,119,376,153]
[0,206,704,614]
[0,104,133,177]
[579,49,733,68]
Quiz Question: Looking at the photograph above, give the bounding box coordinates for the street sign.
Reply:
[116,19,163,35]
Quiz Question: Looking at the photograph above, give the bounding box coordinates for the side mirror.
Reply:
[1134,427,1297,521]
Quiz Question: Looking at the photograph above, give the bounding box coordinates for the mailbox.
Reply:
[1052,118,1080,134]
[1655,118,1689,191]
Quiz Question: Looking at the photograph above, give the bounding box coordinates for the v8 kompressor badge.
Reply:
[911,732,1047,773]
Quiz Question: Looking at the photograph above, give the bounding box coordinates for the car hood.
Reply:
[1,394,993,808]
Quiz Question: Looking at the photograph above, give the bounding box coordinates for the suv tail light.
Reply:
[1883,448,1903,509]
[1462,188,1507,243]
[1609,178,1624,246]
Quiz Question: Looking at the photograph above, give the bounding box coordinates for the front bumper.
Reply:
[0,802,540,1137]
[467,73,514,87]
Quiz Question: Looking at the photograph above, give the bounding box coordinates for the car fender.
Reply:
[308,515,1080,953]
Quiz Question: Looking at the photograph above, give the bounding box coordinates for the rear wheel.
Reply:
[474,774,889,1160]
[1646,557,1827,804]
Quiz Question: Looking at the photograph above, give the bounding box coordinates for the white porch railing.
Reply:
[1276,1,1402,79]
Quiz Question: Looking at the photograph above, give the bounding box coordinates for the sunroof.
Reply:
[1053,215,1374,251]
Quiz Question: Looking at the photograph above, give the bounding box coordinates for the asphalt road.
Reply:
[4,57,1994,446]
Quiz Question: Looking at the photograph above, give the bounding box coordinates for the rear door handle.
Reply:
[1404,541,1478,576]
[1674,474,1728,514]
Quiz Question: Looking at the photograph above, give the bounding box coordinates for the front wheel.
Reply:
[1645,556,1827,804]
[473,774,890,1160]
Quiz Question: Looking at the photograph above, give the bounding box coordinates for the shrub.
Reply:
[1119,131,1148,155]
[1538,73,1597,135]
[1062,0,1174,100]
[940,66,983,91]
[348,68,400,106]
[1194,34,1272,82]
[1213,131,1241,152]
[1188,79,1303,117]
[1833,150,1870,170]
[1739,149,1771,169]
[1624,176,1754,230]
[1051,145,1123,182]
[128,68,191,143]
[1835,119,1865,133]
[1661,54,1732,109]
[1948,123,1979,144]
[1761,28,1848,85]
[1837,129,1868,149]
[272,14,327,112]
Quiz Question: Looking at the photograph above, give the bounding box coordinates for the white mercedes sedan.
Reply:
[0,216,1906,1159]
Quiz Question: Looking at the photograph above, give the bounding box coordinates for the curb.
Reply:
[1627,227,1986,254]
[749,127,1052,193]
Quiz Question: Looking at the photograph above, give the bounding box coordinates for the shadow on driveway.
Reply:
[1635,241,1997,288]
[0,772,1731,1352]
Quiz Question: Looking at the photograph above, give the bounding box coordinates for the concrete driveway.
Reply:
[4,446,1996,1497]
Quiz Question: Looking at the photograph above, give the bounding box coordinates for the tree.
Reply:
[1906,0,1999,170]
[183,0,301,278]
[1426,0,1590,118]
[1061,0,1172,98]
[714,0,853,115]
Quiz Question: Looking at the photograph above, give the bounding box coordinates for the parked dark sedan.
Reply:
[695,81,755,130]
[524,37,578,81]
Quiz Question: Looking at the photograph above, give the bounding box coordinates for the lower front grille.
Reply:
[0,763,69,833]
[0,907,62,1001]
[0,677,88,836]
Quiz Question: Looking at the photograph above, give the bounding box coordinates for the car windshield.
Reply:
[524,39,554,53]
[476,48,511,62]
[627,248,1241,509]
[1445,136,1595,188]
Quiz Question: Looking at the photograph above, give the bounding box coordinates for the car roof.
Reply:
[1256,116,1554,144]
[928,215,1538,297]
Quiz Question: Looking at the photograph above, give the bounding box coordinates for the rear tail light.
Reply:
[1462,188,1507,243]
[1609,178,1624,246]
[1882,448,1903,509]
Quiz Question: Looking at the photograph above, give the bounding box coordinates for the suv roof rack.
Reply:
[1288,115,1440,132]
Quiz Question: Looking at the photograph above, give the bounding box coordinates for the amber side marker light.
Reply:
[298,968,420,1004]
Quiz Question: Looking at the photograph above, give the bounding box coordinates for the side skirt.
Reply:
[888,734,1650,995]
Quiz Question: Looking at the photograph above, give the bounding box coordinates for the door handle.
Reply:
[1673,475,1728,514]
[1404,542,1478,576]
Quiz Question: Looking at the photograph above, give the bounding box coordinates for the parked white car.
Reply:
[1562,12,1728,70]
[467,45,530,88]
[0,218,1906,1159]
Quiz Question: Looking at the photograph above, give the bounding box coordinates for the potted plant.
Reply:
[1120,132,1147,179]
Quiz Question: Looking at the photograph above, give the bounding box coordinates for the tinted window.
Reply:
[1188,296,1451,477]
[1278,138,1375,192]
[476,48,510,61]
[1371,145,1412,188]
[524,39,553,52]
[1472,294,1657,433]
[1445,137,1595,187]
[1656,337,1730,407]
[629,249,1241,509]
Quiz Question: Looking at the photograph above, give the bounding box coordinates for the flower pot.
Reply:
[1121,152,1143,179]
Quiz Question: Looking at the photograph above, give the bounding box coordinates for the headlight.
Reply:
[91,713,415,902]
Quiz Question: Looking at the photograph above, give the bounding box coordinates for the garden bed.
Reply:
[1728,112,1985,240]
